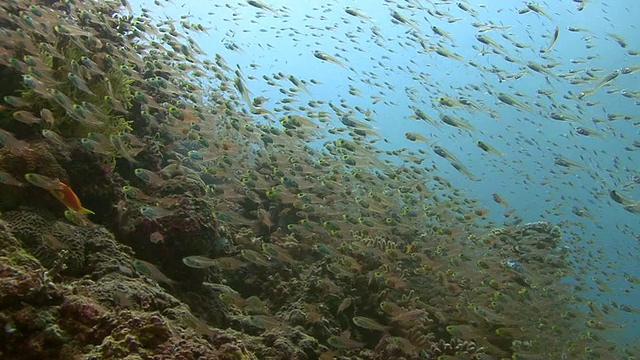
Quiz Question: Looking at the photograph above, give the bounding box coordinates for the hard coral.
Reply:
[0,220,66,359]
[0,220,64,308]
[88,309,219,360]
[2,208,134,278]
[0,143,69,212]
[0,214,247,360]
[0,142,68,182]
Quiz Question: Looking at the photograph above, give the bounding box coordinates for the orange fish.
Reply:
[50,181,95,215]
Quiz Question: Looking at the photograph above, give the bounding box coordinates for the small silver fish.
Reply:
[0,170,25,187]
[182,255,219,268]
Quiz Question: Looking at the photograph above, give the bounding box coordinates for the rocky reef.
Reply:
[0,214,256,360]
[0,206,604,359]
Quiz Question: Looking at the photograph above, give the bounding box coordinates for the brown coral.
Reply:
[0,214,252,360]
[0,219,66,359]
[0,143,68,181]
[2,208,134,278]
[0,142,69,212]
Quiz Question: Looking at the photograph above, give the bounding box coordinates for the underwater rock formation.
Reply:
[0,217,256,360]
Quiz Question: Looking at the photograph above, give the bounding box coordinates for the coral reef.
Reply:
[0,143,69,212]
[0,0,634,359]
[0,217,256,360]
[2,209,132,277]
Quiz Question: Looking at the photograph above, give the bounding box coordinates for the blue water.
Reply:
[130,0,639,347]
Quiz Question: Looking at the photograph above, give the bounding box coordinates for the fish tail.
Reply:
[79,206,95,215]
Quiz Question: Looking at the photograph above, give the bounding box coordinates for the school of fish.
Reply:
[0,0,638,358]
